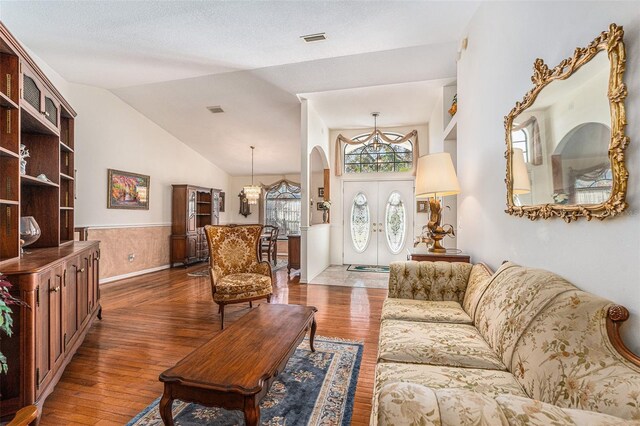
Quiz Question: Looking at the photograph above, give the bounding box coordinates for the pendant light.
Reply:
[371,112,381,152]
[243,146,261,205]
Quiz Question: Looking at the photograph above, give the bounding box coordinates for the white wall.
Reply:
[329,125,428,265]
[29,50,230,228]
[300,100,331,283]
[457,1,640,352]
[68,83,230,227]
[428,92,458,249]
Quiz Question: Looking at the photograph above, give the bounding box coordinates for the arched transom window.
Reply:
[264,180,301,237]
[344,132,413,174]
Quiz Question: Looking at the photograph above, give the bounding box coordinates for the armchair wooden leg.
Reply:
[249,301,253,308]
[267,295,271,303]
[220,304,225,330]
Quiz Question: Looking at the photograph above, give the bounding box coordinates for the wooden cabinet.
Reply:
[170,185,220,267]
[0,242,100,419]
[0,21,85,420]
[287,235,301,276]
[0,21,77,264]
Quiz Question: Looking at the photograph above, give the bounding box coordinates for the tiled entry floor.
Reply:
[309,265,389,289]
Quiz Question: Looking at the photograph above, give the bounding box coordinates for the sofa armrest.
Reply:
[388,261,472,302]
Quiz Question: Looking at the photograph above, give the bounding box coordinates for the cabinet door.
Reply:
[34,268,63,396]
[187,189,197,232]
[43,93,59,128]
[63,258,78,350]
[92,248,100,306]
[50,267,64,368]
[72,258,89,328]
[187,235,197,260]
[34,271,52,397]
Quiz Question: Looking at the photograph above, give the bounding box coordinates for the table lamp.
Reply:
[511,148,531,206]
[415,152,460,253]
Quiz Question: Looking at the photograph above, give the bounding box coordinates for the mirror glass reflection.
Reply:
[510,52,611,206]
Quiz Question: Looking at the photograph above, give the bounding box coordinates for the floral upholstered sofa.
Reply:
[372,261,640,425]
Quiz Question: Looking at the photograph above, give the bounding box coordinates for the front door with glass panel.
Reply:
[343,180,414,266]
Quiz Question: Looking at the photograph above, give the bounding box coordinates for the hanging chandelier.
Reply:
[243,146,261,205]
[371,112,381,152]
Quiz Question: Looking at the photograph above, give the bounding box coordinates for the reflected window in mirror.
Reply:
[511,129,529,163]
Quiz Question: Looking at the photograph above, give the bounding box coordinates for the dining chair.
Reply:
[260,225,279,265]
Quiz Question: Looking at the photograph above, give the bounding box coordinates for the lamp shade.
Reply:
[512,148,531,194]
[415,152,461,197]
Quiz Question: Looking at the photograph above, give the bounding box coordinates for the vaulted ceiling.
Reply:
[0,1,480,175]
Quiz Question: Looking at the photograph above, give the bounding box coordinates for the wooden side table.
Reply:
[407,248,470,263]
[287,235,301,276]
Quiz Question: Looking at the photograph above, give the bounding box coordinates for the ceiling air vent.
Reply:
[207,105,224,114]
[300,33,327,43]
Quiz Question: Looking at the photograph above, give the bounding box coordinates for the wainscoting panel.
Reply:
[87,225,171,280]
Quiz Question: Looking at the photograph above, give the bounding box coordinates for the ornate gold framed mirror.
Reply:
[505,24,629,222]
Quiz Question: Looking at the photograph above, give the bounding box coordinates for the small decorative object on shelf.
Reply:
[448,94,457,117]
[318,200,331,223]
[36,173,53,183]
[19,144,29,176]
[19,216,41,254]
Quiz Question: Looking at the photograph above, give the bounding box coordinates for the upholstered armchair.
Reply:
[204,224,273,329]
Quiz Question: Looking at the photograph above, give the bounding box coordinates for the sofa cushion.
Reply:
[379,320,506,370]
[213,273,272,302]
[381,299,472,324]
[377,383,509,426]
[462,263,493,321]
[375,362,527,398]
[388,261,472,303]
[495,394,636,425]
[511,290,640,421]
[474,262,576,368]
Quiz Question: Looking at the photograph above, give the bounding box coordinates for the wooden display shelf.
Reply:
[60,172,74,180]
[60,206,73,210]
[0,91,18,109]
[21,174,59,187]
[59,141,73,152]
[0,146,18,158]
[20,105,59,136]
[0,198,18,205]
[196,213,211,216]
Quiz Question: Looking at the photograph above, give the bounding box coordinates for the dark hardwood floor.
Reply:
[39,263,387,425]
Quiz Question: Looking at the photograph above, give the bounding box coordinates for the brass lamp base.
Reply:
[426,197,454,253]
[428,235,447,253]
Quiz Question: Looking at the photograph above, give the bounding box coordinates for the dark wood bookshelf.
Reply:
[0,20,92,422]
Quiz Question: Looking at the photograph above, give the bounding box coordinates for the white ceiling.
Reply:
[0,1,480,175]
[300,79,454,130]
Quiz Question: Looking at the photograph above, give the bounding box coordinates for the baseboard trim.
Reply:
[100,264,172,285]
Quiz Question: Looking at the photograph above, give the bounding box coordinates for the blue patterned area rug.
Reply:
[127,337,363,426]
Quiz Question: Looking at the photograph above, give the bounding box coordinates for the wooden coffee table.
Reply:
[158,303,317,425]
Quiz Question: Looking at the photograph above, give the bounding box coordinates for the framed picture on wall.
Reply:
[219,192,225,212]
[317,202,324,211]
[107,169,150,210]
[417,200,429,214]
[318,187,325,198]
